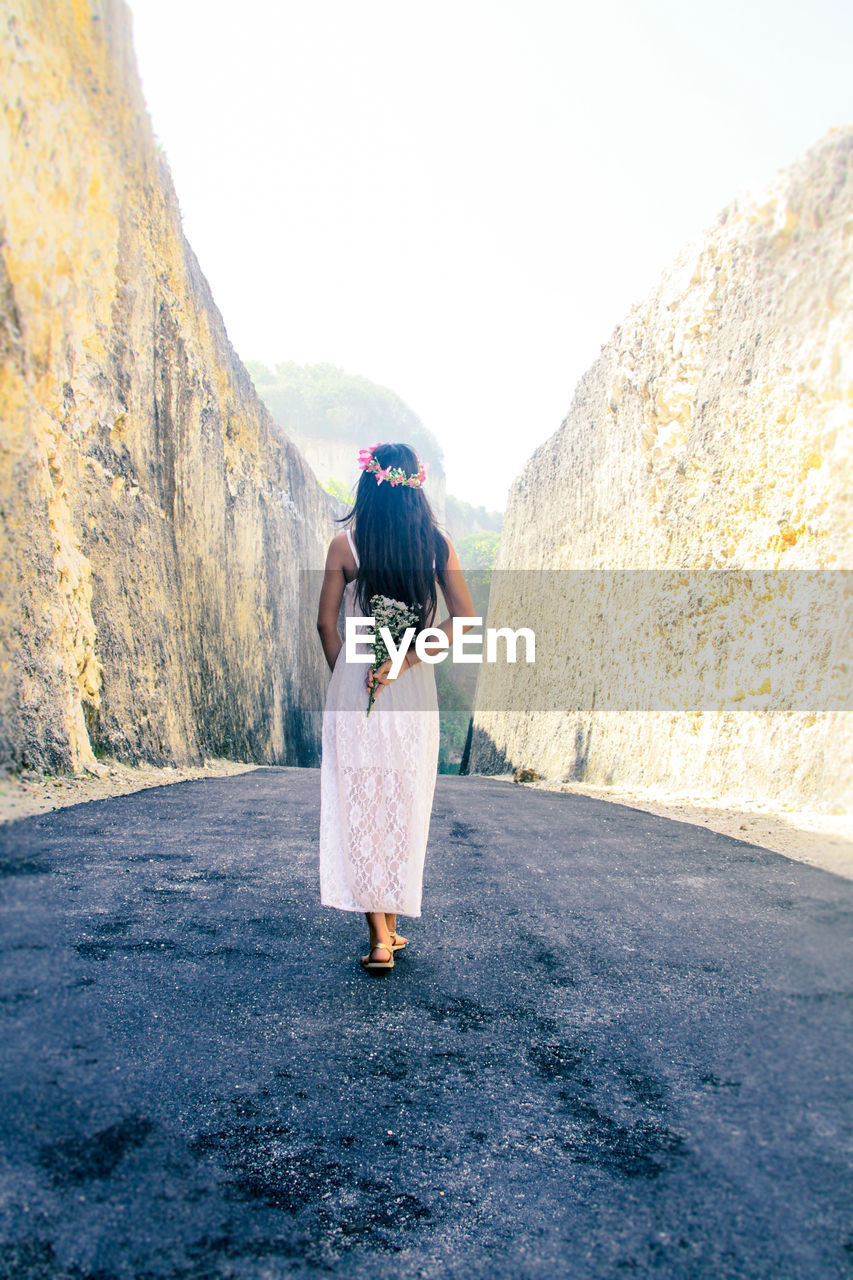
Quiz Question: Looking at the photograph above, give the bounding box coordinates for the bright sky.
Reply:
[127,0,851,510]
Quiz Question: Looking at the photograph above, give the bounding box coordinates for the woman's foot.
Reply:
[384,914,407,950]
[361,912,396,969]
[361,937,394,970]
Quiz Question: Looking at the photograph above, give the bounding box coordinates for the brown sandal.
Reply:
[389,931,408,952]
[360,940,394,971]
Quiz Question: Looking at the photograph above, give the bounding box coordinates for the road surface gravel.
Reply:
[1,768,851,1279]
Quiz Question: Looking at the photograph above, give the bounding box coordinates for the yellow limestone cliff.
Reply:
[0,0,335,772]
[469,128,852,815]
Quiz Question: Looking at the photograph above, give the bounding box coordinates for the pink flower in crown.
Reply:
[356,441,426,488]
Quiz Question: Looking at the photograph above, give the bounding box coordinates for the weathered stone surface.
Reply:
[470,128,852,815]
[0,0,334,772]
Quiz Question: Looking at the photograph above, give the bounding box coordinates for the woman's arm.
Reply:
[316,535,349,672]
[368,535,476,699]
[407,534,476,666]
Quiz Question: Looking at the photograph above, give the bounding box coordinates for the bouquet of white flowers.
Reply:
[367,593,419,716]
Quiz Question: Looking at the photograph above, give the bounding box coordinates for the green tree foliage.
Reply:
[321,478,354,506]
[435,660,473,774]
[445,493,503,540]
[247,361,443,467]
[455,532,501,571]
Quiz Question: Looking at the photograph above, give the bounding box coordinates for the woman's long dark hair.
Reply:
[339,442,449,630]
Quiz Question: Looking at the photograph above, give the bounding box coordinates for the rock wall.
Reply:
[469,128,852,815]
[0,0,335,773]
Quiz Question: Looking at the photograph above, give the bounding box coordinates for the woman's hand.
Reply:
[366,653,411,700]
[367,658,394,700]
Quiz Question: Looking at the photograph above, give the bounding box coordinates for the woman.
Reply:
[316,441,474,972]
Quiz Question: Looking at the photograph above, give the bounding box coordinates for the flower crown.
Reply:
[357,441,427,488]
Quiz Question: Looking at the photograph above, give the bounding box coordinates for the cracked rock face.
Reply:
[0,1,335,772]
[470,128,852,812]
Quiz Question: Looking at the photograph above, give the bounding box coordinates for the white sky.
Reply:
[127,0,852,510]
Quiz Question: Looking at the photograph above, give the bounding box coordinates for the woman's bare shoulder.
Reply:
[326,529,357,575]
[324,532,353,568]
[437,530,461,565]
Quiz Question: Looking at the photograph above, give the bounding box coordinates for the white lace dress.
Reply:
[319,530,440,917]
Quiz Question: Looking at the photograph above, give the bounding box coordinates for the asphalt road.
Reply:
[1,768,851,1280]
